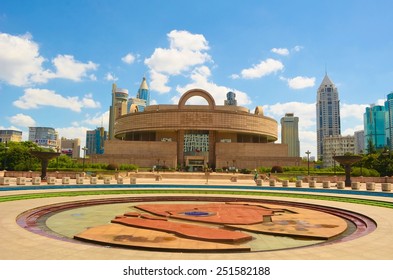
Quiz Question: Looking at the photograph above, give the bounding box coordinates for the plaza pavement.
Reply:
[0,176,392,260]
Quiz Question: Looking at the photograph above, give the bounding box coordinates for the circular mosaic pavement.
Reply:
[16,196,376,253]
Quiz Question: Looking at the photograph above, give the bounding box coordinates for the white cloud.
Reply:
[174,66,251,106]
[342,125,364,136]
[0,32,98,86]
[293,45,304,52]
[0,32,46,86]
[149,70,171,93]
[13,88,101,112]
[271,48,289,56]
[121,53,136,64]
[236,58,284,79]
[282,76,316,89]
[263,102,316,130]
[168,30,209,51]
[56,125,91,151]
[145,30,211,93]
[82,111,110,129]
[340,103,368,119]
[48,54,98,81]
[7,113,36,128]
[105,72,118,81]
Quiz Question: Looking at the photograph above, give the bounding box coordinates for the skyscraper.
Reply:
[316,74,341,160]
[384,92,393,150]
[128,77,150,112]
[108,84,128,140]
[364,105,386,152]
[86,127,107,155]
[280,113,300,157]
[137,77,150,106]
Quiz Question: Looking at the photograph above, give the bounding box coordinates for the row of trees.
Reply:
[1,141,392,176]
[0,141,138,172]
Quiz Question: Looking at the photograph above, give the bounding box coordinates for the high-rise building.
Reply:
[354,130,365,154]
[0,130,22,143]
[28,127,59,149]
[86,127,107,155]
[60,137,81,158]
[323,135,355,167]
[280,113,300,157]
[108,84,128,140]
[137,77,150,106]
[316,74,341,160]
[224,91,237,106]
[384,92,393,150]
[128,77,150,113]
[364,105,386,152]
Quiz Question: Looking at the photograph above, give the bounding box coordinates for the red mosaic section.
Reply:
[112,216,252,243]
[135,202,280,225]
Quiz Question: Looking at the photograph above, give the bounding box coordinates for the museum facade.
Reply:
[101,88,300,170]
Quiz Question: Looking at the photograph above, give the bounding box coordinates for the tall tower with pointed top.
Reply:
[137,77,150,106]
[316,74,341,160]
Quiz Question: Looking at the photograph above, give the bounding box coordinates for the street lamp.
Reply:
[82,147,88,172]
[232,159,236,174]
[305,150,311,176]
[56,146,60,171]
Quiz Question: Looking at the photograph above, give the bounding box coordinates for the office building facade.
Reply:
[323,135,355,167]
[0,130,22,143]
[28,127,58,149]
[316,74,341,160]
[354,130,365,155]
[86,127,107,155]
[280,113,300,157]
[60,137,81,158]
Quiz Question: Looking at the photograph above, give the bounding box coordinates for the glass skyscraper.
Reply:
[86,127,107,155]
[316,74,341,160]
[364,105,386,152]
[384,92,393,150]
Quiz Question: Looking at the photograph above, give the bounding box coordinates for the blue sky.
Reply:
[1,0,393,158]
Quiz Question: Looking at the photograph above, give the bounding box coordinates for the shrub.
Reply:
[271,165,283,173]
[240,168,252,174]
[106,163,119,170]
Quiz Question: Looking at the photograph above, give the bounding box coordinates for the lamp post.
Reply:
[82,147,88,172]
[56,146,60,171]
[305,150,311,176]
[232,159,236,175]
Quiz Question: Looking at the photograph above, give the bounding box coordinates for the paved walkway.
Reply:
[0,177,392,260]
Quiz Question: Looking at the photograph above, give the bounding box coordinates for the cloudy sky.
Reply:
[1,0,392,158]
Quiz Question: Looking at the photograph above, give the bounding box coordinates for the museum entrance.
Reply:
[183,130,209,171]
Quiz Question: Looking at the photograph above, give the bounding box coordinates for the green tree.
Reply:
[0,141,41,171]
